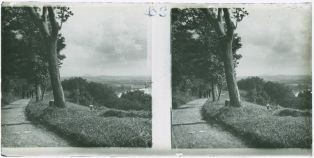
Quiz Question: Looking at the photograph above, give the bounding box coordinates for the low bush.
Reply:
[120,90,151,110]
[100,109,151,118]
[26,96,152,147]
[273,108,311,117]
[202,99,312,148]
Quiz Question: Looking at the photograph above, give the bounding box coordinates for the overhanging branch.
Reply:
[201,8,226,37]
[47,7,59,38]
[26,7,50,40]
[223,8,235,38]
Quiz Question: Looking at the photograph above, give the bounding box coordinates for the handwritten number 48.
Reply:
[146,7,167,17]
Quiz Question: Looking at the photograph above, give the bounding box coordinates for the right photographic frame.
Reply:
[171,4,312,149]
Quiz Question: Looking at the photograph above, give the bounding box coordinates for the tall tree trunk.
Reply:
[211,80,218,102]
[221,38,241,107]
[202,8,242,107]
[27,7,66,107]
[217,84,222,101]
[41,84,46,101]
[35,81,42,102]
[47,39,65,107]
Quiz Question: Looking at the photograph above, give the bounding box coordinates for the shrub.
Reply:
[100,109,151,118]
[296,90,312,109]
[264,81,296,107]
[273,108,311,117]
[121,90,151,108]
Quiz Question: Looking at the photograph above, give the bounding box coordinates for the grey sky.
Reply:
[60,4,151,77]
[236,4,311,76]
[59,4,311,77]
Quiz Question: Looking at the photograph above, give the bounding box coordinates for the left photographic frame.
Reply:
[1,2,152,148]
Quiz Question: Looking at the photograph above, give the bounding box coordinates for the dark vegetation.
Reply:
[172,91,198,109]
[2,7,66,105]
[62,77,151,111]
[26,94,152,147]
[202,96,312,148]
[100,109,151,118]
[238,77,312,110]
[171,8,245,108]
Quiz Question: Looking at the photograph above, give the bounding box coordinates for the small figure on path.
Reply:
[266,104,270,110]
[89,104,94,111]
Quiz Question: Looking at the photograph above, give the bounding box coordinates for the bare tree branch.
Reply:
[47,7,59,38]
[26,7,50,40]
[59,9,64,29]
[201,8,226,36]
[222,8,234,38]
[42,7,47,21]
[217,8,222,22]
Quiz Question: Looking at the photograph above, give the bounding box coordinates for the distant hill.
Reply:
[61,75,151,87]
[238,75,311,83]
[238,75,311,94]
[62,75,150,81]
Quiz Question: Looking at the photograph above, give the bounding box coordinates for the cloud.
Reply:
[236,4,311,76]
[59,4,150,76]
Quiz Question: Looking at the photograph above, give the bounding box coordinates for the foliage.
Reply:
[296,90,312,109]
[1,91,21,105]
[120,90,151,110]
[238,77,311,109]
[263,81,296,107]
[1,6,68,102]
[238,77,269,105]
[62,77,117,107]
[172,90,198,109]
[171,8,244,105]
[62,77,151,111]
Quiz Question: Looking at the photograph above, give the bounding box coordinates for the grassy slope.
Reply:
[202,94,312,148]
[26,94,151,147]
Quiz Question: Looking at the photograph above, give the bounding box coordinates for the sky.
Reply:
[236,4,312,76]
[60,4,151,77]
[59,4,311,77]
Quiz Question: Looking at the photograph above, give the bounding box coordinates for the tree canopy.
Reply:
[171,8,244,104]
[2,6,68,103]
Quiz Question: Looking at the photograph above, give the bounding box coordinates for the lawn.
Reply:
[202,93,312,148]
[26,93,151,147]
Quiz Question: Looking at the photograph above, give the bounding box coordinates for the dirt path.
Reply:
[1,99,70,147]
[172,98,247,148]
